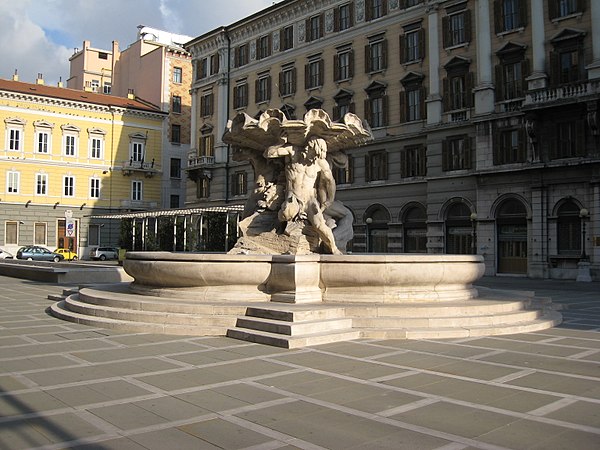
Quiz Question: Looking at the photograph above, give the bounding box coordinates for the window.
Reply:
[90,137,102,159]
[5,221,18,245]
[90,178,100,199]
[281,25,294,51]
[400,74,426,123]
[210,53,219,75]
[62,124,80,157]
[304,97,323,111]
[34,223,47,246]
[403,205,427,253]
[334,3,354,31]
[557,200,581,255]
[281,104,296,120]
[400,24,425,63]
[306,14,324,42]
[64,135,76,156]
[334,47,354,82]
[197,177,210,198]
[90,80,100,92]
[257,35,272,60]
[171,124,181,144]
[170,195,180,208]
[8,128,22,151]
[366,151,388,181]
[333,90,355,121]
[235,44,249,67]
[443,9,472,48]
[443,62,474,111]
[234,82,248,108]
[551,120,585,159]
[305,58,324,89]
[7,171,20,194]
[365,36,387,73]
[103,83,111,94]
[364,83,388,128]
[279,66,296,96]
[400,145,427,177]
[172,95,182,113]
[200,133,214,157]
[200,92,213,116]
[366,0,387,21]
[88,224,100,246]
[232,171,248,196]
[132,180,143,201]
[170,158,181,179]
[36,130,50,153]
[495,56,529,101]
[63,176,75,197]
[333,155,353,184]
[445,202,473,254]
[255,75,271,103]
[401,0,423,7]
[35,173,48,195]
[494,0,527,33]
[549,0,584,19]
[197,58,208,80]
[443,135,472,171]
[131,141,144,162]
[494,127,527,164]
[173,67,182,83]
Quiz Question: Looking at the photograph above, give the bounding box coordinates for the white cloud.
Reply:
[0,0,280,85]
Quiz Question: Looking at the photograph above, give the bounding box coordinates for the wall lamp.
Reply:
[53,202,60,209]
[25,200,32,207]
[19,221,25,225]
[80,203,87,210]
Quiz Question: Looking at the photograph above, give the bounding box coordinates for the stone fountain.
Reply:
[50,110,561,348]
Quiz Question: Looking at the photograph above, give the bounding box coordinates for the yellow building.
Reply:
[0,77,167,257]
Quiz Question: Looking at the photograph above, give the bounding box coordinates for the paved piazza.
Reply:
[0,274,599,449]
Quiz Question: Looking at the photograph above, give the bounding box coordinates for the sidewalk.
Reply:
[0,275,599,450]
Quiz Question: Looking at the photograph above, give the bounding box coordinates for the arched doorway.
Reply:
[365,205,391,253]
[403,205,427,253]
[497,198,528,274]
[445,202,473,254]
[556,200,581,256]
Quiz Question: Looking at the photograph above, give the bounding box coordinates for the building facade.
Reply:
[184,0,600,280]
[0,77,166,257]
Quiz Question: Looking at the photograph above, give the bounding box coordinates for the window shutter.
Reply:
[305,63,310,89]
[365,44,371,73]
[465,72,475,108]
[305,19,311,42]
[518,126,527,162]
[255,38,261,58]
[419,86,426,119]
[419,145,426,176]
[383,0,388,15]
[399,34,406,64]
[575,119,586,156]
[234,47,240,68]
[493,0,502,33]
[233,86,239,108]
[442,15,450,48]
[319,13,325,38]
[333,105,341,121]
[519,0,528,28]
[382,39,388,69]
[364,98,372,125]
[383,95,389,126]
[399,91,407,123]
[349,50,355,77]
[266,76,272,101]
[418,28,426,60]
[577,0,586,13]
[400,149,407,178]
[292,67,297,94]
[209,94,214,114]
[365,0,372,21]
[549,50,559,86]
[230,174,236,195]
[495,64,504,101]
[279,71,284,97]
[365,154,372,181]
[318,59,324,86]
[349,2,355,26]
[255,79,259,101]
[465,136,473,169]
[400,0,407,8]
[464,10,472,43]
[348,155,354,183]
[442,77,450,111]
[442,139,449,171]
[382,151,388,179]
[548,0,558,20]
[349,102,356,113]
[521,58,530,95]
[492,125,500,165]
[334,54,340,81]
[334,7,340,32]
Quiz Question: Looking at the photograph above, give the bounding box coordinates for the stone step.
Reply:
[226,327,361,349]
[245,305,347,322]
[63,295,239,327]
[236,316,354,335]
[50,301,226,336]
[351,309,543,328]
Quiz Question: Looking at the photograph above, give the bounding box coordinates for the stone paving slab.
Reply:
[0,275,599,449]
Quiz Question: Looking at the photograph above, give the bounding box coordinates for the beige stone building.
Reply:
[185,0,600,280]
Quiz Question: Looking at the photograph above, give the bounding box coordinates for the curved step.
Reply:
[226,327,361,349]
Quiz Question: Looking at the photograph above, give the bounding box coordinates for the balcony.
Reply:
[448,109,470,123]
[523,80,600,109]
[121,159,159,177]
[187,151,215,170]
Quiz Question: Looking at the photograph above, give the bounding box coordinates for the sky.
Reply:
[0,0,278,85]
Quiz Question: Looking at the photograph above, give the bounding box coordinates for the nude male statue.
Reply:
[265,135,341,255]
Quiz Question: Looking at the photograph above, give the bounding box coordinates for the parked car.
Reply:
[89,246,119,261]
[54,248,78,261]
[16,246,64,262]
[0,248,14,259]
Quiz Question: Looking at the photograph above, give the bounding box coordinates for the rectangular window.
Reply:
[281,25,294,51]
[5,221,18,245]
[200,93,213,116]
[171,124,181,144]
[64,135,76,156]
[443,10,471,48]
[406,87,422,122]
[235,44,249,67]
[170,195,180,208]
[365,151,388,181]
[334,49,353,81]
[443,136,472,171]
[333,155,353,184]
[90,178,100,198]
[366,0,387,20]
[90,137,102,159]
[551,120,585,159]
[34,223,47,246]
[197,178,210,198]
[500,60,525,99]
[198,58,208,80]
[103,83,111,94]
[173,67,182,83]
[8,128,21,151]
[557,49,581,84]
[257,35,271,59]
[494,128,526,164]
[36,173,48,195]
[307,15,323,41]
[365,90,388,129]
[172,95,182,113]
[7,171,20,193]
[256,76,271,103]
[306,59,323,89]
[63,176,75,197]
[132,142,144,162]
[132,180,142,201]
[234,83,248,108]
[549,0,582,19]
[200,134,214,157]
[365,37,387,73]
[98,52,108,60]
[210,53,219,75]
[280,67,296,96]
[335,3,354,31]
[400,25,425,64]
[170,158,181,179]
[400,145,427,178]
[36,131,50,153]
[232,172,247,196]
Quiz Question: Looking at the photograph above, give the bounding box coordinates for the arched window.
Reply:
[403,205,427,253]
[497,198,528,274]
[557,201,581,255]
[365,205,390,253]
[446,202,472,254]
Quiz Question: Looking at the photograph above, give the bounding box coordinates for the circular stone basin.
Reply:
[124,252,485,303]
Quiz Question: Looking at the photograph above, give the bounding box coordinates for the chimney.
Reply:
[57,77,63,88]
[36,73,44,85]
[12,69,18,81]
[127,88,135,99]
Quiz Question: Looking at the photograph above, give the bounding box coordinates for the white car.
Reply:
[0,248,14,259]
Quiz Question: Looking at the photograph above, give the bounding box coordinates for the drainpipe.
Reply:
[224,29,232,204]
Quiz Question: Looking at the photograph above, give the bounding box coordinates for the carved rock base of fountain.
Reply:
[49,252,562,348]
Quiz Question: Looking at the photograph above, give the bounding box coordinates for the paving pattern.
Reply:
[0,274,599,449]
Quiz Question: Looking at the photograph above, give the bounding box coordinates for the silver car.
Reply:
[90,246,119,261]
[0,248,14,259]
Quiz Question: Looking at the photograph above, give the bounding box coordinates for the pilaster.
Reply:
[474,0,495,115]
[527,0,548,90]
[426,4,442,124]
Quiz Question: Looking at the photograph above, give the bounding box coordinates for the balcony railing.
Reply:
[121,159,159,177]
[523,80,600,107]
[448,110,469,123]
[187,151,215,169]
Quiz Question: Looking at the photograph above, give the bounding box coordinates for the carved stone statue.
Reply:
[223,109,372,255]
